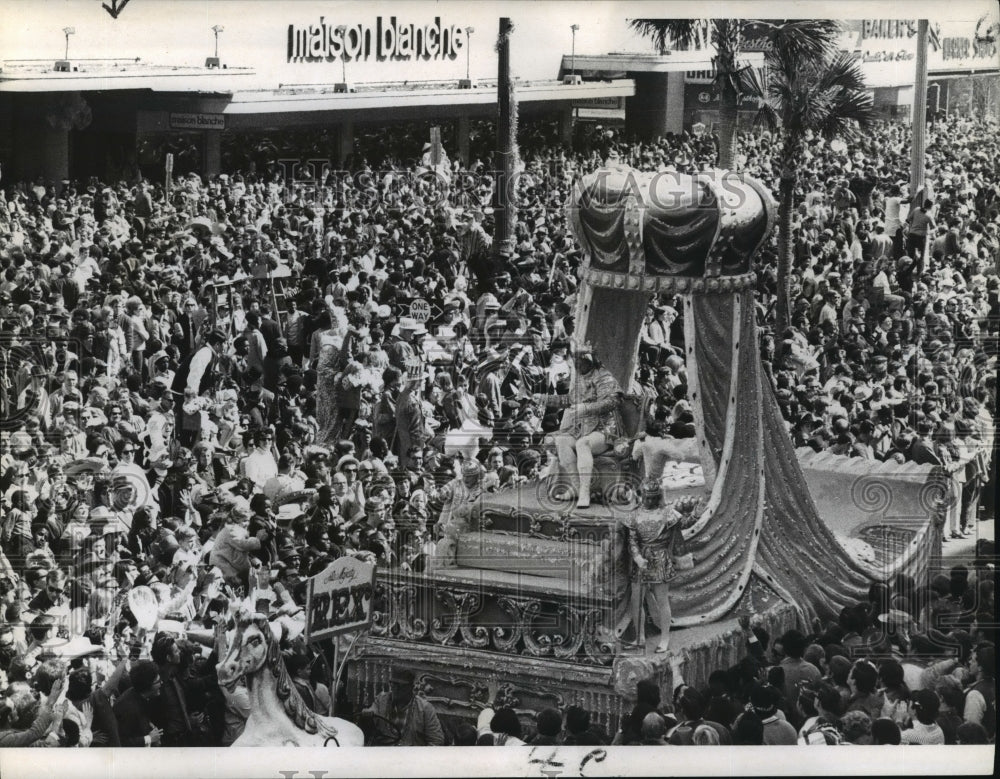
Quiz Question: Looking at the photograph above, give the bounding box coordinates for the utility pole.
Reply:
[491,17,517,272]
[910,18,929,203]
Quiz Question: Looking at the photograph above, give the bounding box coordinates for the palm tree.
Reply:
[629,19,743,168]
[744,20,873,332]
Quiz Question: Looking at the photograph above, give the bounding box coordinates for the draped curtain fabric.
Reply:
[574,178,631,272]
[642,183,720,277]
[712,204,770,276]
[574,173,722,276]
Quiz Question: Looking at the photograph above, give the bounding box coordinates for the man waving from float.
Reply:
[534,340,623,509]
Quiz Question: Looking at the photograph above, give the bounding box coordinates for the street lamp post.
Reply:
[465,27,475,80]
[571,24,579,77]
[335,26,352,92]
[459,27,475,88]
[206,25,224,67]
[212,25,224,58]
[63,27,75,60]
[565,24,581,84]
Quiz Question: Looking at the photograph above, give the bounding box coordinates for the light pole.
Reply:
[338,26,348,82]
[570,24,579,77]
[63,27,75,60]
[910,19,929,204]
[335,26,351,91]
[464,27,475,81]
[212,25,224,59]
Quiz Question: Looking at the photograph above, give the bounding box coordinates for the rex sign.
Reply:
[304,557,376,643]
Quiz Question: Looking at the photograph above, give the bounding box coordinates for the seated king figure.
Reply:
[533,340,624,508]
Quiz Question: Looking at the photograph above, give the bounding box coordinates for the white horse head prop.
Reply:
[216,612,363,747]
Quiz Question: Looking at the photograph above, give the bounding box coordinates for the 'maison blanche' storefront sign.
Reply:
[170,112,225,131]
[288,16,468,62]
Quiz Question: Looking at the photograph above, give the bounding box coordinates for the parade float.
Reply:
[346,166,951,736]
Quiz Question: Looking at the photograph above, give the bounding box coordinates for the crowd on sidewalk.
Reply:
[0,114,995,746]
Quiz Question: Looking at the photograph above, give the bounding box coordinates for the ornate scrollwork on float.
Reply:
[430,587,463,645]
[370,581,427,640]
[521,606,560,658]
[457,591,491,649]
[370,572,618,665]
[493,595,530,653]
[397,586,428,641]
[551,605,589,659]
[415,673,490,715]
[370,579,392,637]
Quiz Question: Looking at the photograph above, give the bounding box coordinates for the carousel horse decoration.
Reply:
[216,611,364,747]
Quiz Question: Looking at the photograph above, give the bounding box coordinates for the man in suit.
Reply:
[113,660,165,747]
[394,365,427,470]
[174,297,207,361]
[259,304,282,354]
[374,367,402,447]
[244,367,277,427]
[909,419,943,466]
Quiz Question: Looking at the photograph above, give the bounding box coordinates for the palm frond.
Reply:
[817,90,874,139]
[736,64,769,101]
[764,19,840,76]
[628,19,706,53]
[750,98,781,135]
[773,19,841,60]
[816,50,869,94]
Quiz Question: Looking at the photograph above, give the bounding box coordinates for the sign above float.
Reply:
[304,556,375,643]
[288,16,468,63]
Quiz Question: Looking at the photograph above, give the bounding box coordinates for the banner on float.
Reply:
[304,557,376,643]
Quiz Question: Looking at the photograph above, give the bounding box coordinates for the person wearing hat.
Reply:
[392,360,428,471]
[208,503,263,588]
[386,318,421,373]
[532,340,623,509]
[172,327,227,400]
[360,667,444,746]
[639,305,673,365]
[748,683,797,745]
[434,459,487,567]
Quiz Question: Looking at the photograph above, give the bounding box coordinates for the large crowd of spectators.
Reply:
[0,111,996,747]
